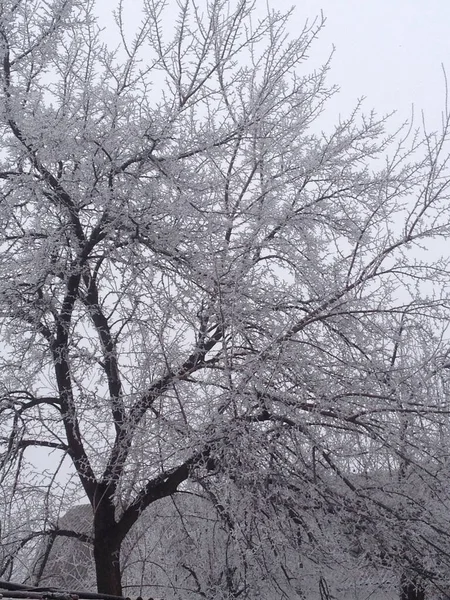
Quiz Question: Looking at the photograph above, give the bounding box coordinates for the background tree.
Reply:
[1,0,450,597]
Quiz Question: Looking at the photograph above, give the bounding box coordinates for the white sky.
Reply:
[95,0,450,132]
[286,0,450,130]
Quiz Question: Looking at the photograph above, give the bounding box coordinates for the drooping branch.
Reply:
[117,446,214,539]
[0,439,68,452]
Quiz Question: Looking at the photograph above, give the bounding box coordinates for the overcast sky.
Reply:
[284,0,450,130]
[96,0,450,133]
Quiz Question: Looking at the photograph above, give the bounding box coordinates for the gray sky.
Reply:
[280,0,450,130]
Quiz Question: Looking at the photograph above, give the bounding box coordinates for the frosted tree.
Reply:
[1,0,450,597]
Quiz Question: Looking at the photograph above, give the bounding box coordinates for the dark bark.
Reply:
[93,505,123,596]
[93,537,122,597]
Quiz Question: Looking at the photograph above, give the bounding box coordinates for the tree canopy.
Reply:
[1,1,450,598]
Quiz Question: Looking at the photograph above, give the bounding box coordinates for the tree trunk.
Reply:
[93,506,123,596]
[93,538,122,596]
